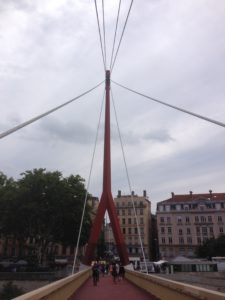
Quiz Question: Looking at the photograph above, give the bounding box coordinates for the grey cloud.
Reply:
[1,1,225,211]
[38,118,96,144]
[143,129,175,143]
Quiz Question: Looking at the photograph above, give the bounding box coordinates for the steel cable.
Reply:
[94,0,106,70]
[112,80,225,128]
[111,0,134,72]
[0,81,104,139]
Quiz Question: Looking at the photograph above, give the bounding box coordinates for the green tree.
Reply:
[0,169,92,264]
[196,235,225,258]
[0,282,24,299]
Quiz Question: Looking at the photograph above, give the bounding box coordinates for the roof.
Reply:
[157,192,225,205]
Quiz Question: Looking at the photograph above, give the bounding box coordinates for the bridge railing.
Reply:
[125,268,225,300]
[13,268,91,300]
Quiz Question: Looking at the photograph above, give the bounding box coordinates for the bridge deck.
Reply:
[69,274,159,300]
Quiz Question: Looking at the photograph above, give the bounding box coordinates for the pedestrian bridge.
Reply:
[13,267,225,300]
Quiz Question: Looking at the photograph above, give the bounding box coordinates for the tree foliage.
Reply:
[0,282,24,300]
[196,235,225,258]
[0,169,92,263]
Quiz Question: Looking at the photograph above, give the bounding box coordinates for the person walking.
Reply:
[119,264,125,281]
[92,263,99,286]
[111,263,117,283]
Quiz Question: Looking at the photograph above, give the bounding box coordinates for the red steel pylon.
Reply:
[84,70,129,265]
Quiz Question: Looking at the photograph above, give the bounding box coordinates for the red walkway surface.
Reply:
[69,275,159,300]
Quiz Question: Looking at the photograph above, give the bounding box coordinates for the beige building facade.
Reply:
[156,191,225,259]
[112,190,151,260]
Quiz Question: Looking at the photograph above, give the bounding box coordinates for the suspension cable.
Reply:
[112,80,225,128]
[0,81,104,140]
[111,88,148,273]
[94,0,106,70]
[111,0,134,72]
[102,0,107,68]
[72,89,105,274]
[109,0,121,70]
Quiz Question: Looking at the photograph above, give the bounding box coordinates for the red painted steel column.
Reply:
[84,71,129,265]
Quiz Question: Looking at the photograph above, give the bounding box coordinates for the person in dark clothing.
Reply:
[111,263,117,283]
[119,264,125,280]
[92,263,99,286]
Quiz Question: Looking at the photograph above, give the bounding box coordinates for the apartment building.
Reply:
[113,190,151,260]
[156,191,225,259]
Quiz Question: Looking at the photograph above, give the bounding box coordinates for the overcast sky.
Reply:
[1,0,225,212]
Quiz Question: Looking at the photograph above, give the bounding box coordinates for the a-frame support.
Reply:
[84,70,129,265]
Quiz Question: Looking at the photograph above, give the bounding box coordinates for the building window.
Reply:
[140,218,143,224]
[219,227,224,233]
[177,216,182,224]
[179,237,184,244]
[134,228,138,234]
[167,216,171,223]
[161,227,165,234]
[122,209,125,216]
[122,218,125,225]
[216,203,221,210]
[128,228,131,234]
[54,245,59,255]
[186,216,190,223]
[218,216,223,222]
[187,228,191,235]
[178,229,183,235]
[168,227,172,234]
[165,205,170,212]
[208,216,212,222]
[62,245,67,255]
[123,228,126,234]
[128,218,131,224]
[168,237,173,244]
[187,237,192,244]
[176,205,181,211]
[196,227,200,235]
[202,227,208,236]
[128,209,131,216]
[140,201,143,207]
[159,205,163,212]
[195,216,199,222]
[209,227,214,235]
[140,209,143,215]
[197,237,201,244]
[160,217,164,223]
[140,227,144,234]
[161,237,166,244]
[201,216,206,223]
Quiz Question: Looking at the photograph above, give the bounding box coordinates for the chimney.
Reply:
[118,190,121,198]
[190,191,193,196]
[131,191,135,196]
[143,190,147,197]
[209,189,212,198]
[171,192,174,198]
